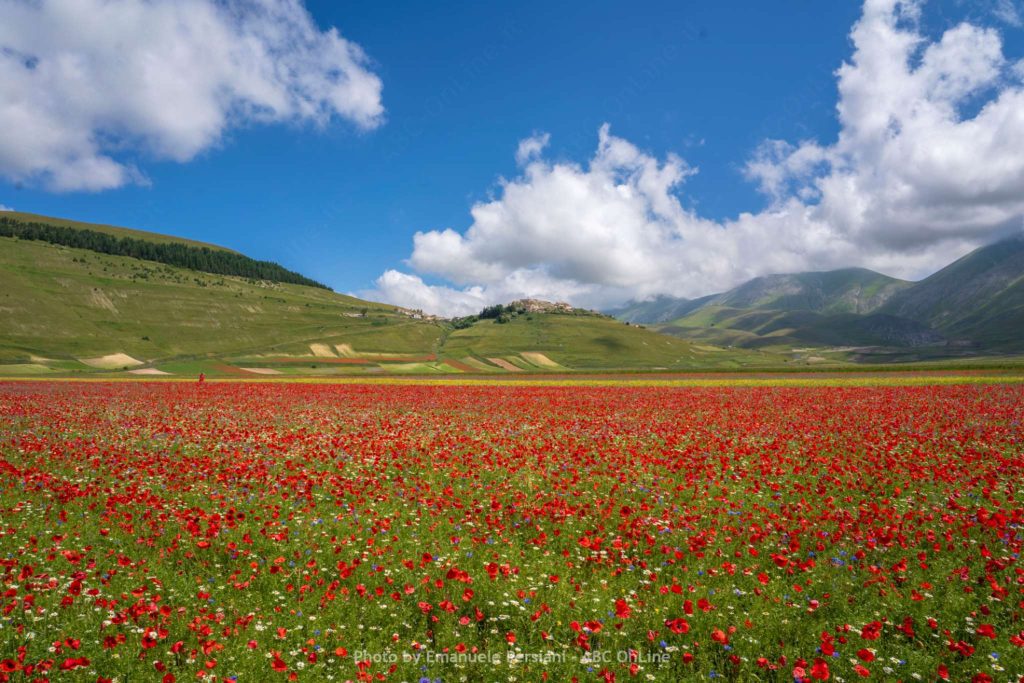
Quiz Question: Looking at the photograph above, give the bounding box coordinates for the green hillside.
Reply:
[0,236,441,363]
[441,312,777,371]
[0,213,326,288]
[944,279,1024,349]
[0,215,782,376]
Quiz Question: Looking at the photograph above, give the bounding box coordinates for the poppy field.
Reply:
[1,380,1023,683]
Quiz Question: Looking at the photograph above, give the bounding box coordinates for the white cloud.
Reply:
[371,268,594,318]
[515,132,550,166]
[744,139,832,202]
[0,204,12,212]
[372,270,487,316]
[994,0,1022,27]
[369,0,1024,317]
[0,0,383,191]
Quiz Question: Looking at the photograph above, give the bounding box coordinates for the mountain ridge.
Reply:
[609,234,1024,354]
[878,234,1024,349]
[1,210,238,253]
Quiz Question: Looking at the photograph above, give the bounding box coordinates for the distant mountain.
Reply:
[657,307,943,351]
[607,295,714,324]
[609,235,1024,355]
[879,234,1024,349]
[711,268,911,314]
[613,268,910,324]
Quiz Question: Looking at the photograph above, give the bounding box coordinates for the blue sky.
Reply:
[2,0,1023,314]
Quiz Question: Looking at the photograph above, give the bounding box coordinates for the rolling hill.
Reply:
[0,231,443,366]
[0,212,779,375]
[441,300,775,371]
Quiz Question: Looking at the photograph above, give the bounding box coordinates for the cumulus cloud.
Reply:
[0,204,12,212]
[0,0,383,191]
[369,0,1024,317]
[515,132,550,166]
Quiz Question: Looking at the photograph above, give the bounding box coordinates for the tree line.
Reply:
[0,216,330,290]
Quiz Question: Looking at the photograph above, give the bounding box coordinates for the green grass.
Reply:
[0,363,57,375]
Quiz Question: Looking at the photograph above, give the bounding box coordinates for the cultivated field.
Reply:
[1,379,1023,682]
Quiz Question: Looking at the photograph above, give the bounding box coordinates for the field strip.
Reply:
[2,374,1023,387]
